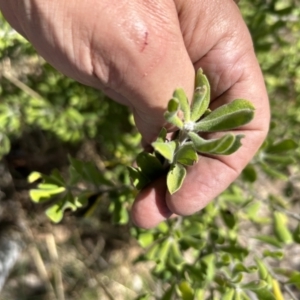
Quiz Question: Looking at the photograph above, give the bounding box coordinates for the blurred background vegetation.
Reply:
[0,0,300,299]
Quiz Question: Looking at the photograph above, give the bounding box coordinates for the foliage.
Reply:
[129,69,254,194]
[1,0,300,299]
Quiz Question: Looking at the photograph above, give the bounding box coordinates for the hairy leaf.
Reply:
[189,132,244,155]
[194,99,254,132]
[167,163,186,194]
[191,69,210,121]
[164,98,183,129]
[155,127,167,143]
[152,140,177,163]
[175,143,198,166]
[173,88,190,122]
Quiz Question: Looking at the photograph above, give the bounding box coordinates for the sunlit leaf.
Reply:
[273,211,293,244]
[28,171,42,183]
[138,232,154,248]
[152,141,177,163]
[30,186,66,203]
[45,193,76,223]
[178,281,194,300]
[194,99,254,132]
[272,279,284,300]
[167,163,186,194]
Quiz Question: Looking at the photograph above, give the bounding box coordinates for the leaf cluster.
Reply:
[130,69,255,194]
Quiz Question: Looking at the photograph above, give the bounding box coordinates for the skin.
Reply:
[0,0,270,228]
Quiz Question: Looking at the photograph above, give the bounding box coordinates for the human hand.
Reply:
[0,0,269,228]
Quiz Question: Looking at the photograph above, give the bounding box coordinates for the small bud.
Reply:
[184,121,195,131]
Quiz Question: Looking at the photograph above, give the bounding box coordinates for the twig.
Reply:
[2,70,45,101]
[46,234,65,300]
[29,246,56,300]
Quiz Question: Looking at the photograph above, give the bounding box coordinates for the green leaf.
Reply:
[127,166,150,190]
[241,280,267,291]
[293,223,300,243]
[252,288,276,300]
[28,171,42,183]
[167,163,186,194]
[191,69,210,121]
[263,250,283,260]
[287,272,300,288]
[254,235,283,248]
[164,98,183,129]
[232,263,257,274]
[221,210,237,229]
[138,232,154,248]
[219,245,249,260]
[201,254,216,281]
[156,238,171,264]
[273,211,293,244]
[152,141,177,163]
[175,143,198,166]
[189,132,243,155]
[169,241,183,264]
[173,88,190,122]
[167,98,180,112]
[245,201,261,221]
[136,152,164,179]
[155,127,167,143]
[260,162,288,180]
[266,139,297,153]
[264,153,295,165]
[30,186,66,203]
[178,281,194,300]
[242,164,257,183]
[45,204,64,223]
[194,99,255,132]
[221,289,235,300]
[45,193,77,223]
[255,258,269,281]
